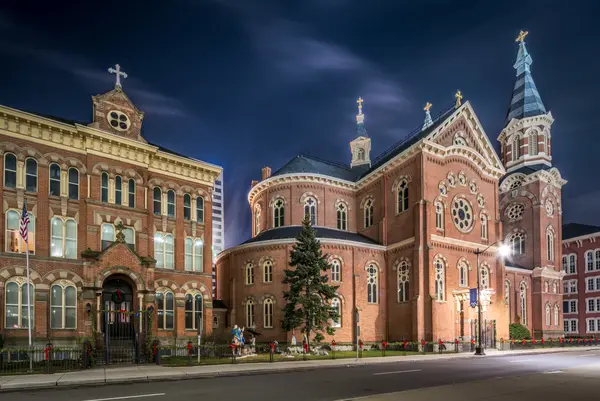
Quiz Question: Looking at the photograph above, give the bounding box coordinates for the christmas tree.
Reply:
[282,216,339,351]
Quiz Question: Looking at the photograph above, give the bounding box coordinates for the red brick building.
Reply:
[0,70,221,347]
[561,223,600,337]
[216,34,566,344]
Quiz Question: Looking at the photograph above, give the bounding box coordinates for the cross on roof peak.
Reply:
[108,64,128,88]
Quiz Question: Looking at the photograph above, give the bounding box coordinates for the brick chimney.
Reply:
[261,166,272,180]
[251,180,258,188]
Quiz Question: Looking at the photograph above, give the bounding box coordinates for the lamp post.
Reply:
[474,242,510,356]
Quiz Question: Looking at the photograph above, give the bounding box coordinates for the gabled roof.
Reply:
[563,223,600,240]
[241,226,381,246]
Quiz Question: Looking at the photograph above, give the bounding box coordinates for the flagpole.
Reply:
[23,199,33,371]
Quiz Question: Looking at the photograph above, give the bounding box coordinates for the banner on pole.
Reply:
[469,288,478,308]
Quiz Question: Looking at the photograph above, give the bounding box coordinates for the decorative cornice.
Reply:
[505,265,532,274]
[430,234,499,253]
[498,112,554,142]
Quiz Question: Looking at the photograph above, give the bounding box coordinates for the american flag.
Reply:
[20,202,30,242]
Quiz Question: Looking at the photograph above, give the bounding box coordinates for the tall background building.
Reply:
[212,172,224,297]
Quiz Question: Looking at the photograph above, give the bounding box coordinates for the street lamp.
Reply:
[474,242,511,356]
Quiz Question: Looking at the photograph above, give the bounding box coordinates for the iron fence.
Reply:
[0,347,82,375]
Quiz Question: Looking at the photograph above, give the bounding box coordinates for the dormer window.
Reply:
[107,110,130,131]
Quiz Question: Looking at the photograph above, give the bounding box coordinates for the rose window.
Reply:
[107,110,130,131]
[509,180,522,190]
[451,197,474,232]
[545,200,554,217]
[506,203,525,220]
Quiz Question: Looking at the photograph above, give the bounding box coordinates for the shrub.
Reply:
[509,323,531,340]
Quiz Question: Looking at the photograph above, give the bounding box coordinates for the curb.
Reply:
[1,346,598,393]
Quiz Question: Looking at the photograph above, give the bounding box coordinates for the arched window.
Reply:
[50,282,77,329]
[480,265,490,289]
[50,217,77,259]
[245,262,254,285]
[185,292,203,330]
[194,239,204,272]
[154,233,174,269]
[435,259,445,301]
[435,202,443,230]
[367,264,378,304]
[4,153,17,188]
[331,298,341,328]
[115,175,123,205]
[331,259,341,282]
[529,132,538,156]
[184,238,193,270]
[183,194,191,220]
[5,210,35,254]
[196,196,205,223]
[263,298,274,328]
[123,227,135,250]
[304,197,317,226]
[512,137,520,161]
[544,281,549,293]
[397,180,409,213]
[101,223,115,250]
[25,158,38,192]
[562,255,567,273]
[5,279,35,329]
[254,205,261,235]
[167,190,176,217]
[458,261,468,288]
[545,303,551,326]
[49,163,61,196]
[337,203,347,231]
[156,290,174,330]
[364,199,374,228]
[546,228,555,261]
[128,179,135,207]
[554,304,559,326]
[510,232,525,255]
[101,172,109,202]
[263,260,273,283]
[397,261,409,302]
[213,315,219,329]
[553,281,558,294]
[273,199,284,228]
[68,168,79,200]
[357,148,365,160]
[520,282,527,325]
[153,187,162,215]
[481,215,488,240]
[246,299,255,327]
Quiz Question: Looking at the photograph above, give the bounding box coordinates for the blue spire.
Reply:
[356,97,368,137]
[422,102,433,130]
[505,31,547,126]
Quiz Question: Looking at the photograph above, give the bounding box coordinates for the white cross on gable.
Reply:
[108,64,128,88]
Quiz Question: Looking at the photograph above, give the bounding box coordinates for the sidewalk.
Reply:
[1,346,599,392]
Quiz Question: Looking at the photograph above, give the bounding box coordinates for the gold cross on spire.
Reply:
[424,102,432,112]
[455,90,463,109]
[516,30,529,43]
[357,97,364,113]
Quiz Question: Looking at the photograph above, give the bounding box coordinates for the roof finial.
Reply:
[108,64,128,88]
[422,102,433,130]
[516,30,529,43]
[356,96,365,124]
[455,90,463,109]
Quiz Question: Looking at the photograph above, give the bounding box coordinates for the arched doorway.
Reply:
[101,275,135,340]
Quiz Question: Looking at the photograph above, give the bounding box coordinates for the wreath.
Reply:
[111,289,124,304]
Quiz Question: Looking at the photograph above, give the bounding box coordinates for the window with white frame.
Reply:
[364,199,374,228]
[458,261,468,288]
[115,176,123,205]
[435,202,443,230]
[182,194,191,220]
[509,232,525,256]
[546,227,555,261]
[50,281,77,329]
[68,168,79,200]
[568,254,576,274]
[563,299,578,314]
[25,158,37,192]
[435,259,445,301]
[545,303,551,326]
[596,250,600,270]
[564,319,578,334]
[185,292,203,330]
[101,172,109,202]
[480,265,490,289]
[128,178,135,207]
[263,298,274,328]
[196,196,205,223]
[245,262,255,285]
[304,197,317,226]
[156,290,174,330]
[587,318,600,334]
[246,300,255,327]
[273,198,284,228]
[331,297,341,328]
[586,251,594,272]
[528,132,538,156]
[367,263,378,304]
[153,187,162,215]
[331,259,341,282]
[50,217,77,259]
[397,261,409,302]
[5,279,34,329]
[5,210,35,254]
[154,233,174,269]
[586,297,600,313]
[263,260,273,283]
[49,163,61,196]
[184,238,203,272]
[167,190,176,217]
[554,304,559,326]
[397,180,409,213]
[4,153,17,188]
[586,276,600,292]
[520,282,527,325]
[481,214,488,240]
[337,203,347,231]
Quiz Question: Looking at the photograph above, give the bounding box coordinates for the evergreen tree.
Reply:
[282,216,339,351]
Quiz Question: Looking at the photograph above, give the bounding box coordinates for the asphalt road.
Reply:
[8,350,600,401]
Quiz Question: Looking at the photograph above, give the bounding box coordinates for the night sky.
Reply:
[1,1,599,248]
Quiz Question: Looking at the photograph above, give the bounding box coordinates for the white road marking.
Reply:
[509,359,534,363]
[545,371,563,374]
[373,369,422,376]
[82,394,165,401]
[579,354,594,357]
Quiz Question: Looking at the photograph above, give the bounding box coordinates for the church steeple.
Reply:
[350,97,371,168]
[505,30,547,126]
[356,96,368,137]
[422,102,433,130]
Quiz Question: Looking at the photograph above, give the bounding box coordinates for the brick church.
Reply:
[0,65,221,347]
[216,32,566,343]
